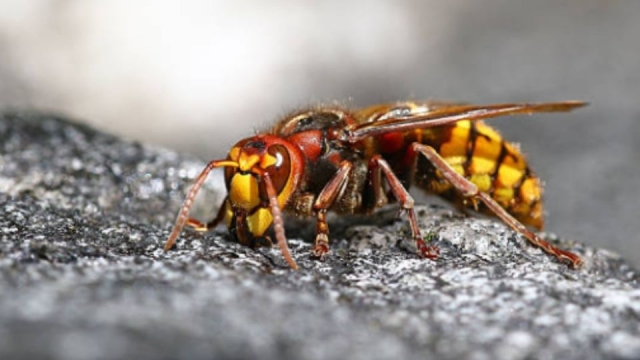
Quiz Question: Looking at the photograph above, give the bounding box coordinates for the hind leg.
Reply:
[412,143,582,268]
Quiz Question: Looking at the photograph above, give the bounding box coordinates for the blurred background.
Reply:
[1,0,638,266]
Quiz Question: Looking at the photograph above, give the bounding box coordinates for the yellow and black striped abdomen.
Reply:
[416,120,544,230]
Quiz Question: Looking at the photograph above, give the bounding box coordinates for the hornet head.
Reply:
[164,135,305,269]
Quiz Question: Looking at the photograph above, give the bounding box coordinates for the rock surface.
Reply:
[0,112,638,360]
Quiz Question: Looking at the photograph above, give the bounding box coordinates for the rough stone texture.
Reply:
[0,112,639,360]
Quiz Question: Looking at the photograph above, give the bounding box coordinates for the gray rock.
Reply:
[0,112,638,360]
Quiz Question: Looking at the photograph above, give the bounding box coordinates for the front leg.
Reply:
[185,196,228,232]
[165,197,228,251]
[311,160,353,258]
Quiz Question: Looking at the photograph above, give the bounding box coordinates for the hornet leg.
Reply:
[368,155,440,259]
[311,160,353,259]
[185,196,228,231]
[411,143,583,268]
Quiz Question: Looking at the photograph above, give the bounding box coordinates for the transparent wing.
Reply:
[347,101,586,143]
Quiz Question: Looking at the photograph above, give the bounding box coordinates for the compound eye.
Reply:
[265,144,291,194]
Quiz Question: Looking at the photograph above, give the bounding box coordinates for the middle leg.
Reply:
[368,155,440,259]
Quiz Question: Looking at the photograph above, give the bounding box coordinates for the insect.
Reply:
[164,101,586,270]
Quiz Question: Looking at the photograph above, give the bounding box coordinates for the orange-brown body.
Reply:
[165,101,585,269]
[270,102,542,229]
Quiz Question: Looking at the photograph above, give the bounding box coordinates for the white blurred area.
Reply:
[0,0,458,156]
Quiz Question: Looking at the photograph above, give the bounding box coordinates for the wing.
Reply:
[354,101,463,123]
[346,101,587,143]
